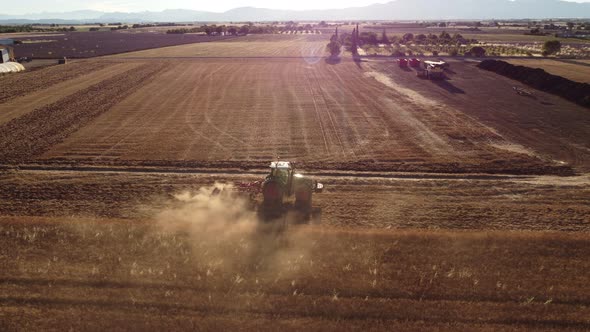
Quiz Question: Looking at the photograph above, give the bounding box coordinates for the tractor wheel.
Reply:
[295,189,312,210]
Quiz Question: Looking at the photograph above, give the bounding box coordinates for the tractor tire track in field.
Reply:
[93,62,208,160]
[202,63,253,151]
[0,60,113,104]
[183,63,233,158]
[0,63,168,163]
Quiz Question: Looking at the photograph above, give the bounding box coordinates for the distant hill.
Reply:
[1,0,589,24]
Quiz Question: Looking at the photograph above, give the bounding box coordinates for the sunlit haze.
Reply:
[5,1,388,15]
[1,0,589,15]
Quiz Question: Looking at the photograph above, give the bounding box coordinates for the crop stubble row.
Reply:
[0,62,169,163]
[0,60,113,104]
[0,62,143,125]
[1,214,590,330]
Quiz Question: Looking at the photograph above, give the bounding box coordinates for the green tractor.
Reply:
[232,161,323,222]
[260,161,323,215]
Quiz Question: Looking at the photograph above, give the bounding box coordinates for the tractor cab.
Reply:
[269,161,294,195]
[257,160,324,218]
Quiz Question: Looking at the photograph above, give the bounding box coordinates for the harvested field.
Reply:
[0,62,142,125]
[21,57,568,175]
[112,34,328,58]
[370,59,590,172]
[0,60,112,104]
[0,168,589,330]
[11,31,235,59]
[506,59,590,83]
[0,62,168,163]
[477,60,589,108]
[1,206,590,330]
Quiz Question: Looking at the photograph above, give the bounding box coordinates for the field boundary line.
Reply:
[0,164,554,181]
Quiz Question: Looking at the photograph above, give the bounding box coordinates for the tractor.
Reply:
[231,161,324,222]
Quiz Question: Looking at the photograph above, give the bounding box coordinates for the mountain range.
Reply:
[1,0,589,24]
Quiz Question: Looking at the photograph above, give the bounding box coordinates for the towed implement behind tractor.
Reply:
[229,161,324,222]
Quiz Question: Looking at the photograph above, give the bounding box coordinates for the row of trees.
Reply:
[0,25,37,33]
[0,25,79,33]
[355,30,476,47]
[167,23,322,35]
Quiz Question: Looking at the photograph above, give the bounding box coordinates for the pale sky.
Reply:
[2,0,590,15]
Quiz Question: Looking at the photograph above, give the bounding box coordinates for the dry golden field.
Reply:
[506,59,590,83]
[1,34,589,330]
[112,34,328,58]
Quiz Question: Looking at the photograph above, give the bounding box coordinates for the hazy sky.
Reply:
[2,0,590,15]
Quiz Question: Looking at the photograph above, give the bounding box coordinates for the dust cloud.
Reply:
[154,183,317,277]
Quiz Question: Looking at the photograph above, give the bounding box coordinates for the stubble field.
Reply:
[506,59,590,83]
[111,34,328,58]
[1,33,589,330]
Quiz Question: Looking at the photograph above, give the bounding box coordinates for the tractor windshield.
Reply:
[270,168,290,185]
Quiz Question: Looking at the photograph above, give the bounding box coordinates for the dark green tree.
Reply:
[543,40,561,56]
[327,40,342,57]
[439,31,451,40]
[381,29,389,44]
[351,28,358,54]
[469,46,486,57]
[402,33,414,43]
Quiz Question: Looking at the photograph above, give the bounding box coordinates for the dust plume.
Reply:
[154,183,316,277]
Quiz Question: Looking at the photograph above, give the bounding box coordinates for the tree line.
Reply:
[166,23,322,35]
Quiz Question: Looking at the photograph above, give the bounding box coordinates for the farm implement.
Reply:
[513,86,533,97]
